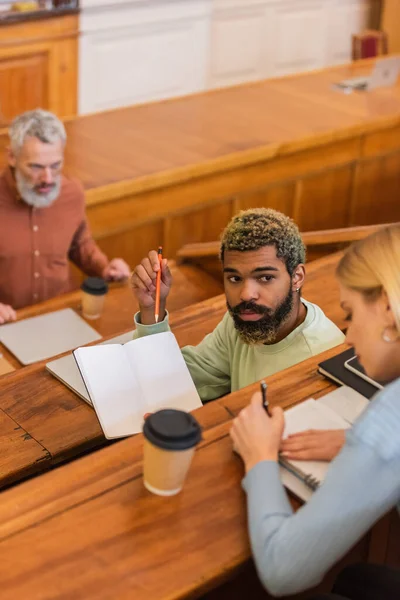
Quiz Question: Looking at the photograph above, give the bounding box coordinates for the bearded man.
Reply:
[131,208,344,402]
[0,109,130,324]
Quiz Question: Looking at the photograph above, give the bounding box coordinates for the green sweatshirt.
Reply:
[134,299,345,402]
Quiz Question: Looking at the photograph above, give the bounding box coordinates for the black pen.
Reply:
[260,380,271,417]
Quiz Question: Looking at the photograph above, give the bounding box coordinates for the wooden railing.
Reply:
[177,223,399,262]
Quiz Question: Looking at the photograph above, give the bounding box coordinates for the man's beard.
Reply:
[227,287,294,345]
[15,170,61,208]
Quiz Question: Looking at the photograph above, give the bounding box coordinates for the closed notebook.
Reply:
[280,387,369,502]
[318,348,380,399]
[73,331,202,439]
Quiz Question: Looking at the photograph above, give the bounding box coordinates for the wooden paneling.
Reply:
[165,199,233,258]
[237,181,296,216]
[97,219,165,269]
[351,151,400,225]
[0,15,78,127]
[0,53,48,126]
[295,165,354,231]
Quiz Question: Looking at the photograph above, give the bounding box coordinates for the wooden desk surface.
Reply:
[1,58,399,204]
[0,344,366,600]
[0,253,343,489]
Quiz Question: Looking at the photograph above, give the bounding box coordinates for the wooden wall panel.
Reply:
[0,15,78,127]
[0,52,48,127]
[96,219,164,269]
[295,165,354,231]
[350,152,400,225]
[164,199,233,258]
[237,181,296,216]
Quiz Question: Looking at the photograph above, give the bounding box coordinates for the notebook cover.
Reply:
[318,348,379,400]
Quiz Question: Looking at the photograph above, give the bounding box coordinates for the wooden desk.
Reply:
[2,59,400,268]
[0,252,343,489]
[0,344,390,600]
[0,262,223,370]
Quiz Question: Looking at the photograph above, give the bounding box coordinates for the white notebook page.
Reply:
[318,386,369,425]
[283,399,350,485]
[74,344,144,438]
[125,332,202,414]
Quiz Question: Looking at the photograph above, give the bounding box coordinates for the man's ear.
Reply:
[291,264,306,292]
[7,146,16,168]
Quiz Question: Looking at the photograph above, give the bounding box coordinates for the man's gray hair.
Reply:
[9,109,67,155]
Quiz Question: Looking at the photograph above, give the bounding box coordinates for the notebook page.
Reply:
[283,399,350,485]
[124,332,202,413]
[318,386,369,425]
[74,344,145,439]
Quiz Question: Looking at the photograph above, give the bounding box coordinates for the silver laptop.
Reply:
[0,308,101,365]
[335,56,400,92]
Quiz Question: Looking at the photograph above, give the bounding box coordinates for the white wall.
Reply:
[79,0,377,114]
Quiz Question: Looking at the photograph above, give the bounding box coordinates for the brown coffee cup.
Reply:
[142,409,202,496]
[80,277,108,320]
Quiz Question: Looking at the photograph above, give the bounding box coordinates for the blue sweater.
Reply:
[242,377,400,597]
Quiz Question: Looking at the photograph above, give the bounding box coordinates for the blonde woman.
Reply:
[230,225,400,598]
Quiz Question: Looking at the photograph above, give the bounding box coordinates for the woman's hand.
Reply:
[230,392,285,473]
[280,429,346,462]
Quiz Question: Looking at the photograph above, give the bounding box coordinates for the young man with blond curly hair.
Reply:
[131,208,344,402]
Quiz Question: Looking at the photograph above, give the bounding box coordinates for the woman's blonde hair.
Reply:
[337,224,400,332]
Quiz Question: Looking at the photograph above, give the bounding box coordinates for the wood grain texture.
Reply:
[382,0,400,54]
[0,15,77,127]
[1,58,400,268]
[0,253,341,489]
[0,345,389,600]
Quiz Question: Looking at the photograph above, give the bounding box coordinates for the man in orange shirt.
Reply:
[0,109,130,324]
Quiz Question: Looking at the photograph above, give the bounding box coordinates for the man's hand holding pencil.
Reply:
[131,248,173,325]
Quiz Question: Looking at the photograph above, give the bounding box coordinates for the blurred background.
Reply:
[0,0,396,122]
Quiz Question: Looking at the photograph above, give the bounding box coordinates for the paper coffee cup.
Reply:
[142,409,202,496]
[80,277,108,320]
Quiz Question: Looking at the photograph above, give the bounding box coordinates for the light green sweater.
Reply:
[134,299,345,402]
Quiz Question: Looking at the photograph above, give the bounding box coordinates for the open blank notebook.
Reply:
[281,387,369,502]
[0,309,101,365]
[74,331,202,439]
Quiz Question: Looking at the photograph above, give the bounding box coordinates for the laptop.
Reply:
[0,308,101,365]
[334,56,400,92]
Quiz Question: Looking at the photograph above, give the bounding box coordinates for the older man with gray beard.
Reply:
[0,109,130,324]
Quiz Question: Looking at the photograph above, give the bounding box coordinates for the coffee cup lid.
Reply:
[143,409,202,451]
[80,277,108,296]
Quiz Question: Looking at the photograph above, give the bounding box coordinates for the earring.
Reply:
[296,288,300,293]
[382,327,400,343]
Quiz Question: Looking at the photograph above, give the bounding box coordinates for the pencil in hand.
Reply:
[260,380,271,416]
[154,246,163,323]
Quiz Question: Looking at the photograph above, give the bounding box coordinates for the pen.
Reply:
[154,246,163,323]
[260,380,271,416]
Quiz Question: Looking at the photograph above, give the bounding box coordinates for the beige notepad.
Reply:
[0,308,101,365]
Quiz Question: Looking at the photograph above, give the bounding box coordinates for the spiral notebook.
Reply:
[281,387,369,502]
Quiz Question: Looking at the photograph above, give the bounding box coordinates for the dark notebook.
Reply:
[318,348,382,400]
